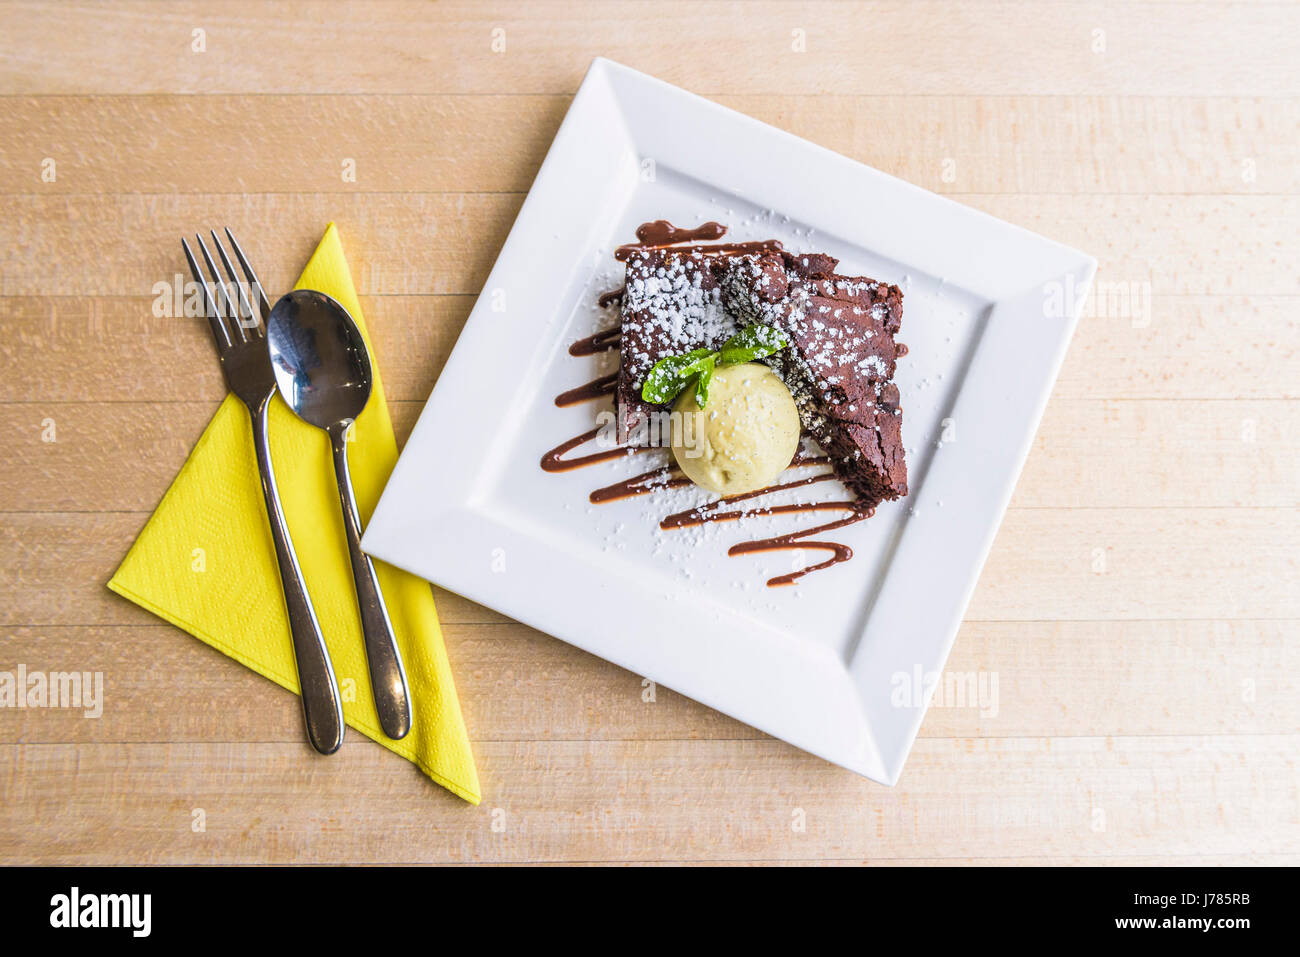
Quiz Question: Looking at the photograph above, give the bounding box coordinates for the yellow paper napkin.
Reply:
[109,223,480,804]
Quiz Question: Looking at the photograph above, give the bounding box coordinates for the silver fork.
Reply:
[182,229,345,755]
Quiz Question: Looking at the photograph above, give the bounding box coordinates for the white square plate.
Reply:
[363,58,1096,784]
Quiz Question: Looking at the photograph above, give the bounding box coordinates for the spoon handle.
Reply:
[251,400,345,755]
[329,423,413,740]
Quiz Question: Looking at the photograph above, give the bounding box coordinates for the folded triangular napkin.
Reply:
[109,223,479,804]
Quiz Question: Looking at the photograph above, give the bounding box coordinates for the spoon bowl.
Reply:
[267,289,373,430]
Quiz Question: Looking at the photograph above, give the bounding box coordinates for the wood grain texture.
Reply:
[3,736,1296,864]
[0,0,1297,865]
[1,1,1296,96]
[4,94,1297,195]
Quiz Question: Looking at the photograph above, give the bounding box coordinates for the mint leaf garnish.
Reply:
[693,356,716,406]
[639,324,788,408]
[641,348,713,404]
[718,324,791,365]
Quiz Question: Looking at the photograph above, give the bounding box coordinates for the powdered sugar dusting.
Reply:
[620,251,736,388]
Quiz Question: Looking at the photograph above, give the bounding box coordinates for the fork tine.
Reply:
[209,230,258,341]
[181,237,232,351]
[224,228,271,330]
[194,233,234,323]
[194,232,245,342]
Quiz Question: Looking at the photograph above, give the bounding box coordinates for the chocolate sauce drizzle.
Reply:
[540,427,648,472]
[615,239,783,263]
[616,219,724,253]
[568,326,621,357]
[662,471,873,587]
[540,220,872,587]
[613,219,782,262]
[554,372,617,407]
[589,465,693,504]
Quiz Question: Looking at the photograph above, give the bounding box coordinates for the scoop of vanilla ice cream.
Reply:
[670,362,801,495]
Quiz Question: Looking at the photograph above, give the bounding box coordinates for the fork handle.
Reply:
[329,422,413,740]
[251,399,345,755]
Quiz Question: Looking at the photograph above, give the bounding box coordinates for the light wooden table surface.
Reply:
[1,0,1297,866]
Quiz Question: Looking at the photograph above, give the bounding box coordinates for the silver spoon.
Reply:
[266,289,413,740]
